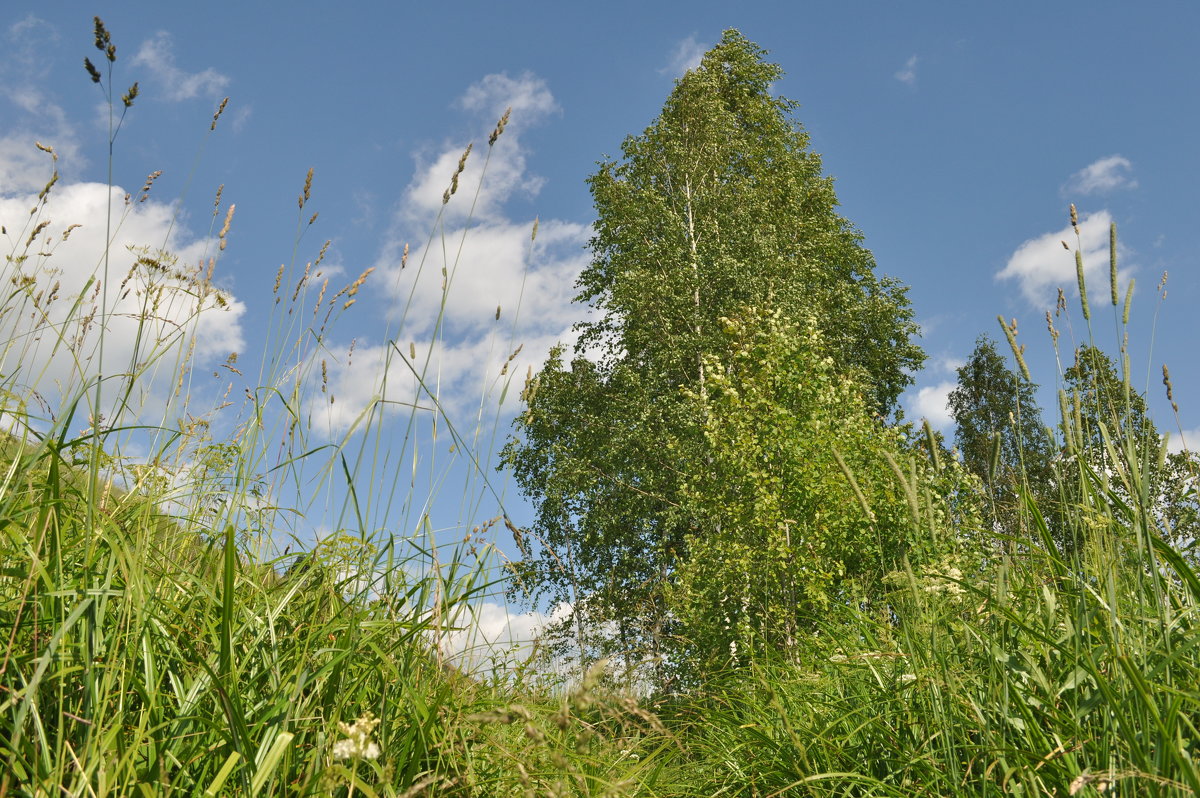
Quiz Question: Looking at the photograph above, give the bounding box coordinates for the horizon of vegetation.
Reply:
[1,19,1197,797]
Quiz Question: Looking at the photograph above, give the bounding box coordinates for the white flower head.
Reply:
[333,713,382,761]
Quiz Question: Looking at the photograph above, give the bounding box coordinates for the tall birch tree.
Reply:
[504,30,924,672]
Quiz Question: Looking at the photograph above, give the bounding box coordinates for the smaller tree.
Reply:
[948,336,1056,539]
[1060,344,1199,552]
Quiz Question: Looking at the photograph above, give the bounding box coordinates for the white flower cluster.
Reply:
[923,566,965,597]
[333,713,382,761]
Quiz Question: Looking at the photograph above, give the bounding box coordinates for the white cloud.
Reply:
[229,105,252,134]
[1063,155,1137,196]
[935,355,965,375]
[311,72,588,435]
[6,14,59,75]
[457,71,558,122]
[0,19,83,192]
[311,247,588,434]
[908,379,956,429]
[895,55,919,86]
[995,209,1130,306]
[438,600,570,672]
[132,32,230,101]
[0,135,77,195]
[0,180,246,425]
[399,73,558,228]
[1168,427,1200,455]
[660,35,708,77]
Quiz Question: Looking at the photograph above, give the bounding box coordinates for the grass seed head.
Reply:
[93,17,111,56]
[38,172,59,202]
[1109,222,1119,306]
[1163,364,1177,408]
[489,106,511,146]
[998,314,1032,382]
[211,97,229,131]
[139,170,162,202]
[218,204,235,250]
[346,267,374,298]
[1075,248,1090,321]
[444,142,473,202]
[299,167,313,209]
[1045,310,1059,345]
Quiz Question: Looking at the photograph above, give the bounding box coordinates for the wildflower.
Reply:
[333,713,381,761]
[923,566,965,597]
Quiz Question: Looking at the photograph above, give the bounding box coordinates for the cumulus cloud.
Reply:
[0,181,246,425]
[312,219,589,433]
[457,71,558,121]
[908,380,956,430]
[995,209,1130,306]
[399,72,558,228]
[439,600,570,672]
[895,55,919,86]
[1063,155,1137,196]
[660,35,708,77]
[132,32,230,101]
[311,72,588,435]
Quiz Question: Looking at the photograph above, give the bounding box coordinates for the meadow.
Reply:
[2,19,1199,797]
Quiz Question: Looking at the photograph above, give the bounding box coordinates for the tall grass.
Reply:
[0,19,672,797]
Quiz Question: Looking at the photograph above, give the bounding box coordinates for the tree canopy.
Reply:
[504,29,926,675]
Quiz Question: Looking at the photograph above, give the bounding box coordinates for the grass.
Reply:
[0,20,672,796]
[2,17,1199,797]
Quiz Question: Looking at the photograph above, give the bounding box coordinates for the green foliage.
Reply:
[506,29,924,673]
[580,30,923,414]
[1058,343,1200,555]
[666,309,919,676]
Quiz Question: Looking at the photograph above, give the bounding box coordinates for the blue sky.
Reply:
[3,3,1198,653]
